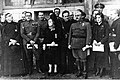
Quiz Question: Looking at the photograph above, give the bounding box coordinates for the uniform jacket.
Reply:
[109,18,120,49]
[68,21,92,49]
[21,20,40,45]
[37,19,48,38]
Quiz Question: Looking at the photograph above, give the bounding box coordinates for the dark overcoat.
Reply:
[92,21,109,68]
[1,21,25,76]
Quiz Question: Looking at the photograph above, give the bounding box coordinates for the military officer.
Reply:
[109,9,120,79]
[94,3,109,23]
[21,12,40,75]
[68,9,91,78]
[37,12,48,73]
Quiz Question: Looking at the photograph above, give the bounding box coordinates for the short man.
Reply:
[21,12,40,75]
[68,9,91,78]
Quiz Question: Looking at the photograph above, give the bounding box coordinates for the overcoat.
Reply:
[1,21,25,76]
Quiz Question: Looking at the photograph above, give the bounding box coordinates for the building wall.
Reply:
[3,5,84,22]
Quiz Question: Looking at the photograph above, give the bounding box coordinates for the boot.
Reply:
[36,60,42,73]
[95,68,100,76]
[75,59,82,77]
[99,68,103,77]
[82,61,87,79]
[28,61,33,75]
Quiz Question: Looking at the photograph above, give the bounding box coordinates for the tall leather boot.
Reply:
[36,60,42,73]
[28,60,33,75]
[75,59,82,77]
[82,61,87,79]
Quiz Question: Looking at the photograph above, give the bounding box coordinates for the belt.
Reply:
[72,35,86,38]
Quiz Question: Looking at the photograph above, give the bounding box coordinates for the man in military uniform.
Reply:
[68,9,91,78]
[21,12,40,75]
[94,3,109,23]
[37,12,48,73]
[94,3,105,13]
[109,9,120,79]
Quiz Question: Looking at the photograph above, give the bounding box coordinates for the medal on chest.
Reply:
[55,33,57,38]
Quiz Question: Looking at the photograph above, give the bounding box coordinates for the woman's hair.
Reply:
[49,12,57,23]
[95,13,104,21]
[62,10,70,17]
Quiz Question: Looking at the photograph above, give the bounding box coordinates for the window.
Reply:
[5,0,25,6]
[34,0,54,5]
[98,0,119,2]
[64,0,84,4]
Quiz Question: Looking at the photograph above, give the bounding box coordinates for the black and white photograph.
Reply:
[0,0,120,79]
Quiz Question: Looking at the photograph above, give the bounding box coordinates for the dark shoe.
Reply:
[82,73,88,79]
[76,71,82,77]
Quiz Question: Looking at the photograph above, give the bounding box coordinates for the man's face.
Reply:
[6,14,13,23]
[25,13,32,21]
[110,10,118,20]
[21,13,26,20]
[38,12,44,20]
[75,11,82,21]
[54,9,60,17]
[95,8,103,13]
[63,12,69,22]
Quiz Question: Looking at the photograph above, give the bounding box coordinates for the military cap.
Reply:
[94,3,105,9]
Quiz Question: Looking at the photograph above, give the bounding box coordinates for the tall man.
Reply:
[60,10,75,74]
[68,9,91,78]
[21,12,40,75]
[109,9,120,79]
[53,8,63,74]
[37,12,48,73]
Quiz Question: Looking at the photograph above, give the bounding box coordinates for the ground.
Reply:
[0,70,111,79]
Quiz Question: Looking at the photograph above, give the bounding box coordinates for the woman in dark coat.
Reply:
[92,13,109,77]
[1,13,25,76]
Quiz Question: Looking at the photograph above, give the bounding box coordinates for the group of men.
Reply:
[1,2,120,79]
[16,7,90,78]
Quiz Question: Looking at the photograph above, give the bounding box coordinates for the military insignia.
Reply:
[15,29,17,32]
[112,29,115,31]
[55,34,57,38]
[101,25,104,28]
[82,23,84,26]
[28,32,32,35]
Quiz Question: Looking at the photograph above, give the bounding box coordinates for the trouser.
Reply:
[23,45,40,74]
[72,49,87,78]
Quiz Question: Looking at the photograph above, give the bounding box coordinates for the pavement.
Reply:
[0,70,111,79]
